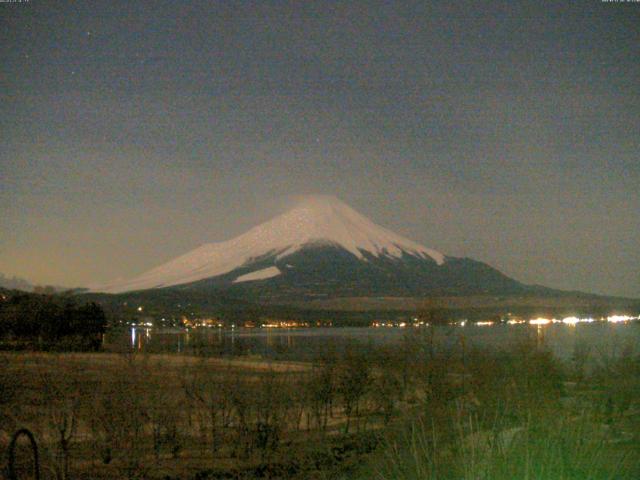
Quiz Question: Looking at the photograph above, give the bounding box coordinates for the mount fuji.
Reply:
[94,196,527,299]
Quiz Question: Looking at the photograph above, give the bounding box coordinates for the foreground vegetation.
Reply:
[1,330,639,479]
[356,340,640,480]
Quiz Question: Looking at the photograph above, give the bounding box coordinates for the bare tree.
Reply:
[88,356,151,479]
[337,348,370,434]
[181,360,234,456]
[306,361,336,432]
[39,366,81,480]
[252,369,294,462]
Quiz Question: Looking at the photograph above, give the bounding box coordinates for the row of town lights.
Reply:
[477,315,639,327]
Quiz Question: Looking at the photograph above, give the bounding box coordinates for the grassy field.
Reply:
[1,350,379,479]
[1,333,639,479]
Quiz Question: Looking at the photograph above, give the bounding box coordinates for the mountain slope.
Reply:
[180,245,527,300]
[94,195,526,298]
[95,196,447,293]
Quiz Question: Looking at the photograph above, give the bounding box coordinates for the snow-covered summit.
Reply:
[94,195,445,293]
[268,195,444,263]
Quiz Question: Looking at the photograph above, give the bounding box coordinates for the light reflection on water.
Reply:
[105,322,640,361]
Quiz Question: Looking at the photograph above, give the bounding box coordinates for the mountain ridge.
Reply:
[91,196,583,302]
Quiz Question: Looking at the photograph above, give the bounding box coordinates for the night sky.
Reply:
[1,1,639,297]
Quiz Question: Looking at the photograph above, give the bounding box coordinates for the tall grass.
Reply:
[367,411,635,480]
[357,341,640,480]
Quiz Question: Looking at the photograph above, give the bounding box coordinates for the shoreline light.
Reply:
[529,318,551,325]
[562,316,579,325]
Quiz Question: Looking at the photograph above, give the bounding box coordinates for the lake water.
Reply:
[105,321,640,362]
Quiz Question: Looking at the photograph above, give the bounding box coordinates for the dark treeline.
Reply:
[0,290,107,350]
[83,287,640,328]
